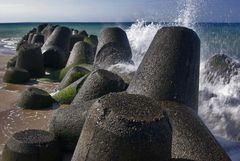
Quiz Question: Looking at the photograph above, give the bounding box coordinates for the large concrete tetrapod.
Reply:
[94,27,132,69]
[161,101,231,161]
[2,129,61,161]
[127,27,200,112]
[49,69,127,151]
[71,93,172,161]
[41,26,71,69]
[16,44,45,78]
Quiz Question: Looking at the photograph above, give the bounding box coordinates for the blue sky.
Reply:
[0,0,239,22]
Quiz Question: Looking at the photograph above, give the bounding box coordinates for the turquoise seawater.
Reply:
[0,22,240,160]
[0,22,240,60]
[0,22,132,54]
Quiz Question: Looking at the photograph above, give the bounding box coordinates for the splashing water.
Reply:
[126,20,162,66]
[175,0,203,28]
[122,1,240,152]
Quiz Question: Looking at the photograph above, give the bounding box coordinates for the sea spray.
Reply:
[175,0,203,28]
[123,20,240,143]
[199,60,240,141]
[126,20,161,66]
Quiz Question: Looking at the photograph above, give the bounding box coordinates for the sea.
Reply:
[0,21,240,160]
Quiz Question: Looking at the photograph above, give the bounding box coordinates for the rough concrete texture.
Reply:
[17,87,56,109]
[71,69,127,106]
[160,101,231,161]
[53,74,88,104]
[66,41,95,67]
[2,129,61,161]
[41,26,71,68]
[49,100,96,151]
[94,27,132,69]
[127,27,200,112]
[16,43,45,78]
[3,67,30,84]
[71,92,172,161]
[58,66,90,90]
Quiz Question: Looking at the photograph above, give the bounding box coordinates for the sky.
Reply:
[0,0,239,23]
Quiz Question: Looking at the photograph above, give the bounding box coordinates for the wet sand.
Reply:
[0,54,61,160]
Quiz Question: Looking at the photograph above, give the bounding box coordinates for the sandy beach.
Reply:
[0,54,60,160]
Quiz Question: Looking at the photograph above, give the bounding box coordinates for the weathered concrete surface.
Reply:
[94,27,132,69]
[127,27,200,112]
[2,129,61,161]
[160,101,231,161]
[71,92,172,161]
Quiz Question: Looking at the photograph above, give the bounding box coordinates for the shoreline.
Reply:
[0,54,60,160]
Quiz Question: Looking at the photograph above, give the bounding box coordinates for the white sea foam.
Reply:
[119,19,240,160]
[0,38,19,50]
[126,20,161,66]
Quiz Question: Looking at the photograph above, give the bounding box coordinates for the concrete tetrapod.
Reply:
[50,70,127,151]
[41,26,71,68]
[57,66,90,90]
[2,129,61,161]
[31,33,44,45]
[17,87,57,109]
[3,67,30,84]
[49,100,96,151]
[94,27,132,69]
[16,44,45,78]
[66,41,95,67]
[71,93,172,161]
[160,101,231,161]
[127,27,200,112]
[71,69,127,106]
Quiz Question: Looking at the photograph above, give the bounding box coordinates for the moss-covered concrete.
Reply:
[17,87,57,109]
[44,64,93,82]
[52,75,88,104]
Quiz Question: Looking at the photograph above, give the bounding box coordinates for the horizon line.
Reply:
[0,21,240,24]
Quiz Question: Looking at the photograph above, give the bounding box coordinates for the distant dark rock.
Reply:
[17,87,56,109]
[72,29,79,35]
[16,44,45,78]
[69,35,84,51]
[3,67,30,84]
[84,35,98,47]
[79,30,88,37]
[94,27,132,69]
[127,27,200,112]
[71,93,172,161]
[203,54,240,84]
[41,26,71,69]
[41,25,57,42]
[2,129,61,161]
[27,33,34,44]
[31,33,44,45]
[37,23,48,33]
